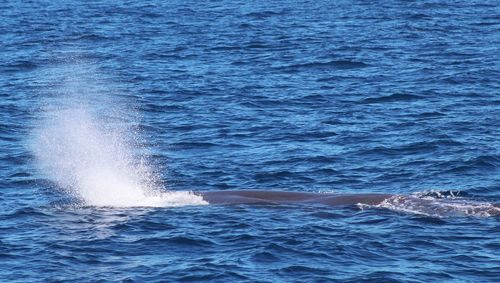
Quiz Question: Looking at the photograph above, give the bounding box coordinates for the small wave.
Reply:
[171,142,218,150]
[3,60,38,72]
[76,34,115,41]
[211,45,243,51]
[238,23,253,29]
[407,13,431,20]
[244,11,283,19]
[368,191,499,217]
[445,155,500,174]
[466,155,500,169]
[360,93,423,104]
[278,60,369,73]
[411,111,446,119]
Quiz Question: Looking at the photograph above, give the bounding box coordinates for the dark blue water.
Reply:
[1,0,500,281]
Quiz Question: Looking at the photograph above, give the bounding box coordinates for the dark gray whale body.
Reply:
[196,190,393,206]
[195,190,500,217]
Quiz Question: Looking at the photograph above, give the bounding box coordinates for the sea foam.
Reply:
[369,191,499,218]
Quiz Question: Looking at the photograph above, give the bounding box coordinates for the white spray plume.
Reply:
[31,62,206,207]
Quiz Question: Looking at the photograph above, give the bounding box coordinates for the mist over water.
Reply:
[30,63,206,207]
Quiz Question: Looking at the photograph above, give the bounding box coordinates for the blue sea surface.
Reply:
[1,0,500,282]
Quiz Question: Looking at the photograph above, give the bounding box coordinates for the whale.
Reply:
[196,190,393,206]
[195,190,500,216]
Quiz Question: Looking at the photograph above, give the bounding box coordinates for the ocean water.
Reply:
[1,0,499,282]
